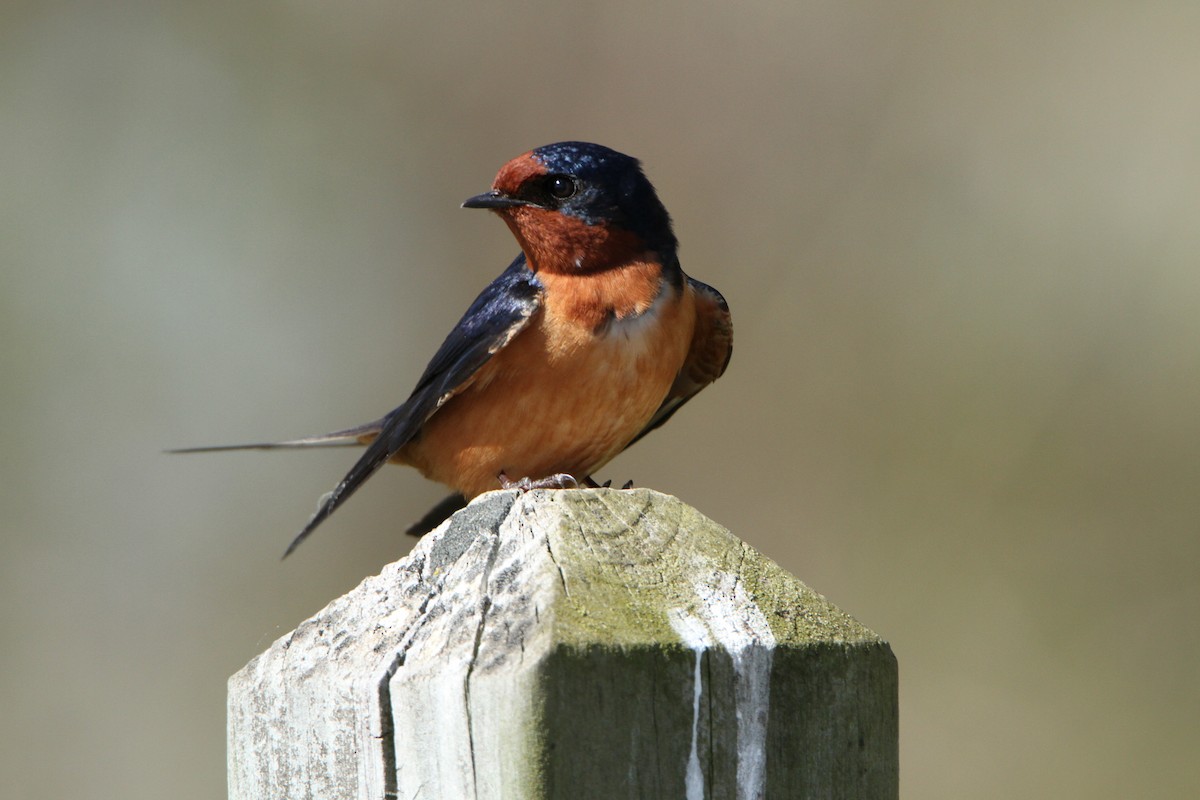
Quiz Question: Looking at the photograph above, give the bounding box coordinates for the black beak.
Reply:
[462,190,529,210]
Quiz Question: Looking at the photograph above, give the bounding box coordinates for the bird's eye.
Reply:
[547,174,577,199]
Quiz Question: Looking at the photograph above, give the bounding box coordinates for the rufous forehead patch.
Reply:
[491,152,546,196]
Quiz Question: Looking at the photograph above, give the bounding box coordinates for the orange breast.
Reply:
[400,279,696,498]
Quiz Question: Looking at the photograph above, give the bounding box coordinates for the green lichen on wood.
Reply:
[506,488,880,650]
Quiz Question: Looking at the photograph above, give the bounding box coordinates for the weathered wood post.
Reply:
[228,489,897,799]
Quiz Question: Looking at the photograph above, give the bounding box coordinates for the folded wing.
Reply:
[281,255,543,556]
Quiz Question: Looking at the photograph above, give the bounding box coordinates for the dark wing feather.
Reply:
[282,255,542,556]
[625,276,732,449]
[405,493,468,537]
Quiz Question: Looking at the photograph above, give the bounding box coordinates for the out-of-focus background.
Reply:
[3,2,1197,797]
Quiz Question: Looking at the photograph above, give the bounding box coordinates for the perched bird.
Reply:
[174,142,732,556]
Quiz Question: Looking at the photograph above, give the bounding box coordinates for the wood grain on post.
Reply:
[228,488,898,799]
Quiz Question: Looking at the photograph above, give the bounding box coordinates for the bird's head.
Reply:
[463,141,677,274]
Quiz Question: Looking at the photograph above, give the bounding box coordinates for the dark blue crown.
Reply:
[531,142,678,257]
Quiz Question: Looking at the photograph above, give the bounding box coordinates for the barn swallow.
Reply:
[173,141,732,557]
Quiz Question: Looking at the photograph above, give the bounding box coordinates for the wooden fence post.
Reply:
[228,488,898,799]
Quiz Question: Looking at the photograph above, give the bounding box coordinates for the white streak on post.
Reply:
[693,573,776,800]
[668,609,710,800]
[669,571,777,800]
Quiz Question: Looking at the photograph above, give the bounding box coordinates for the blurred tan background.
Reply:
[3,2,1198,797]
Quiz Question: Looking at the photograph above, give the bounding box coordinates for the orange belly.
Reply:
[399,285,695,498]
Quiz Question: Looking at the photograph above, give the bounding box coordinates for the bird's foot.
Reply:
[498,471,580,491]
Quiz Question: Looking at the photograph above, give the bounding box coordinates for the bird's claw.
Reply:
[498,471,579,491]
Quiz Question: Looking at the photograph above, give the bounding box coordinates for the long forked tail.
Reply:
[281,432,397,558]
[167,414,421,557]
[165,438,362,453]
[165,421,384,454]
[166,419,390,557]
